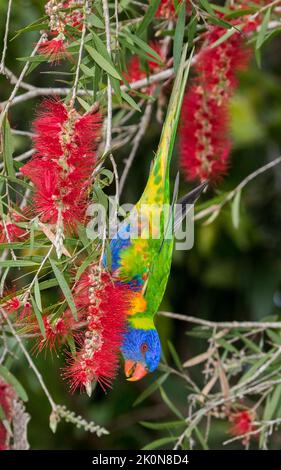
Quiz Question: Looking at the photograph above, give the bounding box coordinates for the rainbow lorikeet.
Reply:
[106,46,207,381]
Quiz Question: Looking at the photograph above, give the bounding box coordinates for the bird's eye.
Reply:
[140,343,148,353]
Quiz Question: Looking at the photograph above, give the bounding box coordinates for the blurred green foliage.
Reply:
[1,0,281,450]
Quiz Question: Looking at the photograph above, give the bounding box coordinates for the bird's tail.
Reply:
[139,44,193,205]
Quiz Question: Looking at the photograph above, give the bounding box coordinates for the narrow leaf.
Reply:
[133,373,169,406]
[1,116,15,178]
[256,7,271,49]
[137,0,161,35]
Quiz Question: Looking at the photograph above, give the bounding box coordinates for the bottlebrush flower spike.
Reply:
[63,266,131,395]
[0,379,15,450]
[21,99,102,230]
[228,409,257,445]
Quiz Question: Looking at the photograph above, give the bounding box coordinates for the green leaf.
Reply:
[256,7,271,50]
[239,333,261,354]
[49,259,77,320]
[31,295,46,339]
[231,190,241,229]
[111,77,122,101]
[194,426,209,450]
[80,63,95,77]
[0,174,33,190]
[77,97,91,112]
[0,364,28,402]
[85,45,122,80]
[142,436,177,450]
[260,383,281,447]
[133,373,169,406]
[75,251,98,281]
[0,404,5,420]
[217,338,238,354]
[39,278,58,291]
[266,329,281,345]
[11,17,48,41]
[173,1,186,72]
[1,116,15,178]
[263,384,281,421]
[67,334,77,356]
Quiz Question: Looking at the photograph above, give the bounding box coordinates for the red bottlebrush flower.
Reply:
[124,42,165,93]
[0,212,27,244]
[156,0,176,19]
[179,21,251,182]
[0,379,15,450]
[229,410,257,445]
[63,266,131,394]
[63,0,84,29]
[38,36,67,63]
[21,99,102,229]
[180,85,231,182]
[31,99,68,158]
[2,294,32,320]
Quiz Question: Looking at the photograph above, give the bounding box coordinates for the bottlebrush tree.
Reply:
[1,0,281,451]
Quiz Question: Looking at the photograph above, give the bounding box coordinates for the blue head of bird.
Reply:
[121,327,161,381]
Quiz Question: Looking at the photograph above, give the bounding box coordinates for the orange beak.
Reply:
[124,360,148,381]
